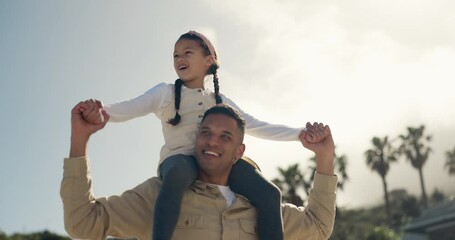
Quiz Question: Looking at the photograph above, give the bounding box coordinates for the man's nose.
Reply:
[207,136,220,146]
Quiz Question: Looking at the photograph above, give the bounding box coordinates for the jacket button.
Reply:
[198,102,203,105]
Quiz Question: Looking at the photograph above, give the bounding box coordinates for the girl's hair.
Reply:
[167,31,223,126]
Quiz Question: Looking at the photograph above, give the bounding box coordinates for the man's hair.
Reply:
[201,104,245,134]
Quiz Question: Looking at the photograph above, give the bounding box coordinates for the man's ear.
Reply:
[236,143,246,159]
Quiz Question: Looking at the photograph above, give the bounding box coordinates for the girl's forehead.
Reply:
[174,39,201,51]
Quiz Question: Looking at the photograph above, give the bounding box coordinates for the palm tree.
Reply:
[273,146,349,206]
[272,163,305,206]
[445,147,455,176]
[399,125,432,208]
[365,136,398,227]
[304,146,348,195]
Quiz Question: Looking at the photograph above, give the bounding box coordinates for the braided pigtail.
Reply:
[167,79,183,125]
[209,64,222,104]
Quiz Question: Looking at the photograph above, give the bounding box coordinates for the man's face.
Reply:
[195,113,245,184]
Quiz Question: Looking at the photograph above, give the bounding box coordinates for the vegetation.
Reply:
[445,147,455,176]
[272,146,348,206]
[365,136,398,227]
[273,123,453,239]
[398,125,432,207]
[0,230,70,240]
[272,163,306,205]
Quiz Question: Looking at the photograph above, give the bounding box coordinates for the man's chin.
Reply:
[198,159,219,171]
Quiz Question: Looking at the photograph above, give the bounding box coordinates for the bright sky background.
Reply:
[1,0,454,236]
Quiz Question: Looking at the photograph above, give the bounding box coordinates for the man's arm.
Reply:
[62,102,111,239]
[61,156,159,240]
[282,122,337,239]
[62,102,164,240]
[299,122,334,176]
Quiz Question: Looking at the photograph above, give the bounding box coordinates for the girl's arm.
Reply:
[222,95,304,141]
[104,82,173,122]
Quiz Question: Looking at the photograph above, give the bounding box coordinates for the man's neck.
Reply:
[197,175,229,186]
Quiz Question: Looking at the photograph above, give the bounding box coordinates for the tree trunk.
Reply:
[418,167,428,208]
[381,175,391,227]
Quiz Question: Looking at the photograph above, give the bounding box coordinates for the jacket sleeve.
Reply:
[60,157,158,240]
[282,173,337,240]
[103,82,172,122]
[222,95,303,141]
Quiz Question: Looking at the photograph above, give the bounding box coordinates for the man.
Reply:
[61,103,337,240]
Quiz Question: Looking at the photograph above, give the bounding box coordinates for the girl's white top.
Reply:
[104,82,303,171]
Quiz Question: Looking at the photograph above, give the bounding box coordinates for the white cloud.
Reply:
[203,0,455,207]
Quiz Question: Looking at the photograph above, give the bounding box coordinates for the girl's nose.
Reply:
[176,55,185,62]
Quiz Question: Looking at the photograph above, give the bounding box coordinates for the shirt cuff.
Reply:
[313,172,338,193]
[63,156,90,177]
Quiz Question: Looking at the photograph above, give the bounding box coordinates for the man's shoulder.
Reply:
[129,176,163,198]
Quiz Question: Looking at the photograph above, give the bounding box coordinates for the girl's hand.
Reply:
[81,99,105,124]
[299,122,334,157]
[301,122,329,144]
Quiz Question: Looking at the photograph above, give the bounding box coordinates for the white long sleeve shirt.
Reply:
[104,82,303,169]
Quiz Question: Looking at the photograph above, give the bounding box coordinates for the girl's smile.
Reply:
[173,39,213,89]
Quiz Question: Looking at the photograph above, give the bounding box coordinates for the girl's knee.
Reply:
[162,164,197,186]
[169,167,196,182]
[161,155,197,181]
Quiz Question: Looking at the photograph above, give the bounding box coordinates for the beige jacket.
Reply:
[61,157,337,240]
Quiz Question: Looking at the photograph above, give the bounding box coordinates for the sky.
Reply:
[1,0,454,236]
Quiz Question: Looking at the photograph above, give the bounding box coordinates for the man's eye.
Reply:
[221,135,231,141]
[185,51,192,54]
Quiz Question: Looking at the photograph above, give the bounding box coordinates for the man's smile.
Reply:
[203,150,221,157]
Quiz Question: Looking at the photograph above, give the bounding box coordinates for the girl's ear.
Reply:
[205,55,215,66]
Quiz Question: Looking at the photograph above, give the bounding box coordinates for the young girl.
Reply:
[81,31,321,240]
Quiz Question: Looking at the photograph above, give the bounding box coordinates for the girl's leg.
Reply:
[153,154,198,240]
[229,158,284,240]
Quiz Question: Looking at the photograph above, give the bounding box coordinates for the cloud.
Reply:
[203,0,455,207]
[205,0,455,122]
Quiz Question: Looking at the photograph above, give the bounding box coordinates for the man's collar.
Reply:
[191,180,251,204]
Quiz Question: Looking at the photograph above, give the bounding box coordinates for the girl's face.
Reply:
[173,39,213,89]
